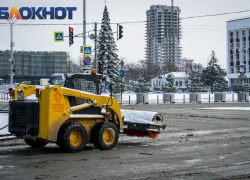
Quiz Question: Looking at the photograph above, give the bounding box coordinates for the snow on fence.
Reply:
[121,93,240,105]
[0,94,10,102]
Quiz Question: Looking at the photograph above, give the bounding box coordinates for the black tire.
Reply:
[57,122,87,153]
[25,139,48,148]
[91,122,119,150]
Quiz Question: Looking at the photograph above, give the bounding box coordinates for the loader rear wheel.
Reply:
[25,139,48,148]
[57,122,87,153]
[91,122,119,150]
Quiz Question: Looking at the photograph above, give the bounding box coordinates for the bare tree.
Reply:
[162,61,180,74]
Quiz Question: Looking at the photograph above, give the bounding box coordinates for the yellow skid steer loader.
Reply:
[8,71,165,152]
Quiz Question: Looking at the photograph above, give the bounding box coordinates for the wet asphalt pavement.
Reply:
[0,102,250,180]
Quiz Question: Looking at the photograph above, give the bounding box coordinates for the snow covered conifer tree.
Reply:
[232,72,250,93]
[187,71,203,92]
[97,6,120,86]
[162,74,177,93]
[112,76,126,94]
[202,51,222,87]
[213,73,229,92]
[134,77,150,93]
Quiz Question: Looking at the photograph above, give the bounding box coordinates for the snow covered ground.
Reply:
[0,92,243,135]
[197,107,250,111]
[0,113,9,135]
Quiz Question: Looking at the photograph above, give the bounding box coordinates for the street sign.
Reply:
[129,80,132,83]
[159,69,162,73]
[119,70,123,77]
[84,56,91,64]
[54,32,64,42]
[152,80,155,85]
[83,46,92,56]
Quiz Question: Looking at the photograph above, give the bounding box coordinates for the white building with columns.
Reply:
[151,72,189,91]
[227,16,250,86]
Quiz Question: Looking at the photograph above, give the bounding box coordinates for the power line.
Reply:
[181,9,250,19]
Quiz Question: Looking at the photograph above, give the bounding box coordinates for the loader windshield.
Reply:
[73,79,96,105]
[50,76,65,86]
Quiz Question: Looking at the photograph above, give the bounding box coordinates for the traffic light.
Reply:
[69,26,74,46]
[118,25,123,39]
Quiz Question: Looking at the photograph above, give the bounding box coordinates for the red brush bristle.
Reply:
[147,131,158,139]
[133,130,145,137]
[123,129,158,139]
[123,129,132,136]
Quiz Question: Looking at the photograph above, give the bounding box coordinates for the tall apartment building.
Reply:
[145,5,182,68]
[0,50,70,84]
[227,17,250,86]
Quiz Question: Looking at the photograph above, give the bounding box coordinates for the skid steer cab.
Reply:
[8,71,123,152]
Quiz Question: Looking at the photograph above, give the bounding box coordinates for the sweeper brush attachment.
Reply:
[121,110,166,139]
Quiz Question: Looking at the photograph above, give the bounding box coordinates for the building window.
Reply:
[230,43,234,49]
[230,32,233,38]
[237,54,240,60]
[236,66,240,73]
[242,30,246,36]
[230,67,234,73]
[180,81,182,86]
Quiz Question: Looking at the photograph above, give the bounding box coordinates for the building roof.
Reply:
[152,72,188,80]
[163,72,188,78]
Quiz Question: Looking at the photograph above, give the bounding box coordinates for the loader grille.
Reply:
[9,101,39,136]
[12,107,27,130]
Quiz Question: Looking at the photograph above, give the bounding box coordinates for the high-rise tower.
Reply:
[145,5,182,69]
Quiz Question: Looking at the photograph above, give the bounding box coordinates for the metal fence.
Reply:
[0,94,10,101]
[120,92,245,105]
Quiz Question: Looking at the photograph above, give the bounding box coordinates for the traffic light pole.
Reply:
[83,0,86,73]
[94,22,97,70]
[10,19,14,87]
[83,0,86,46]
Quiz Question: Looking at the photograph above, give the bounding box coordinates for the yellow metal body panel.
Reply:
[13,85,123,143]
[12,84,36,100]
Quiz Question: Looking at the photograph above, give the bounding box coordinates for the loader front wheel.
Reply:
[91,122,119,150]
[25,139,48,148]
[57,122,87,153]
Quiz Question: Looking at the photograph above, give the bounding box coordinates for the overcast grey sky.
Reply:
[1,0,250,69]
